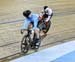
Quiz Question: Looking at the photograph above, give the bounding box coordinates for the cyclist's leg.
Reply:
[35,28,40,39]
[27,23,35,48]
[30,30,34,41]
[34,28,40,48]
[28,23,33,30]
[28,23,34,41]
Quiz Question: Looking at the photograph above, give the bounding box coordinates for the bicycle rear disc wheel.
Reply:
[21,36,29,54]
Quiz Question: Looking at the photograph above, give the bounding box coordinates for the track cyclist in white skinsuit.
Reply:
[40,6,53,24]
[21,10,40,48]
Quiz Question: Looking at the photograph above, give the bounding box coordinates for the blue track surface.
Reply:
[10,40,75,62]
[52,51,75,62]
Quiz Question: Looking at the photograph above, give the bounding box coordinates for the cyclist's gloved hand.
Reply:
[21,29,24,34]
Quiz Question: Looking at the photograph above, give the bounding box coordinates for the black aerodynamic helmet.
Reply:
[44,6,48,10]
[23,10,31,18]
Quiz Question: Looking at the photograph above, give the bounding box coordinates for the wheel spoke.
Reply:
[21,36,30,54]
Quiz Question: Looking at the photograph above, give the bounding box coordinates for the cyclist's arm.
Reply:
[22,19,30,29]
[46,16,51,22]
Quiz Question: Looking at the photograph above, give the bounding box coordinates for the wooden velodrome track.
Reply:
[0,0,75,61]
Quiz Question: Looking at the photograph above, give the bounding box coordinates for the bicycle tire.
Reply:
[43,21,51,33]
[21,35,29,54]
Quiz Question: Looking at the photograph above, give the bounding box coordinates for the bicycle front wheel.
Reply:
[21,35,29,54]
